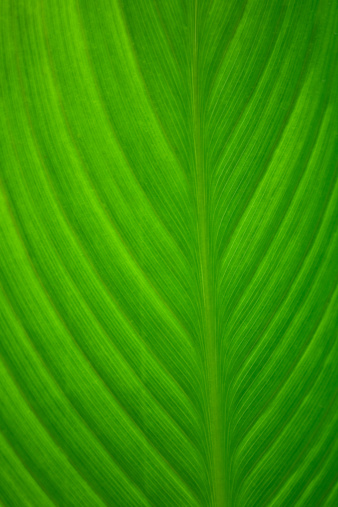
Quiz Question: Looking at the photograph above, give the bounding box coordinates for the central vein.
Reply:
[192,2,225,506]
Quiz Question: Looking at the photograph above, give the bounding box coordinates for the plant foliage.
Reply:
[0,0,337,505]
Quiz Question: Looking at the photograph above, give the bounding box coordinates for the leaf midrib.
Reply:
[192,2,225,505]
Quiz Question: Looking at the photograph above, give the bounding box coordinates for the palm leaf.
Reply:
[0,0,337,505]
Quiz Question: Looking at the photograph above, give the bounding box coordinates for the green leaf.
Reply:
[0,0,337,505]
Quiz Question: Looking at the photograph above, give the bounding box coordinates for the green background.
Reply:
[0,0,337,505]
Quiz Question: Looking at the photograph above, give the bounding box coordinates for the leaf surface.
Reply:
[0,0,337,505]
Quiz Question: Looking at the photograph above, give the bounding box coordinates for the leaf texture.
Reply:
[0,0,337,506]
